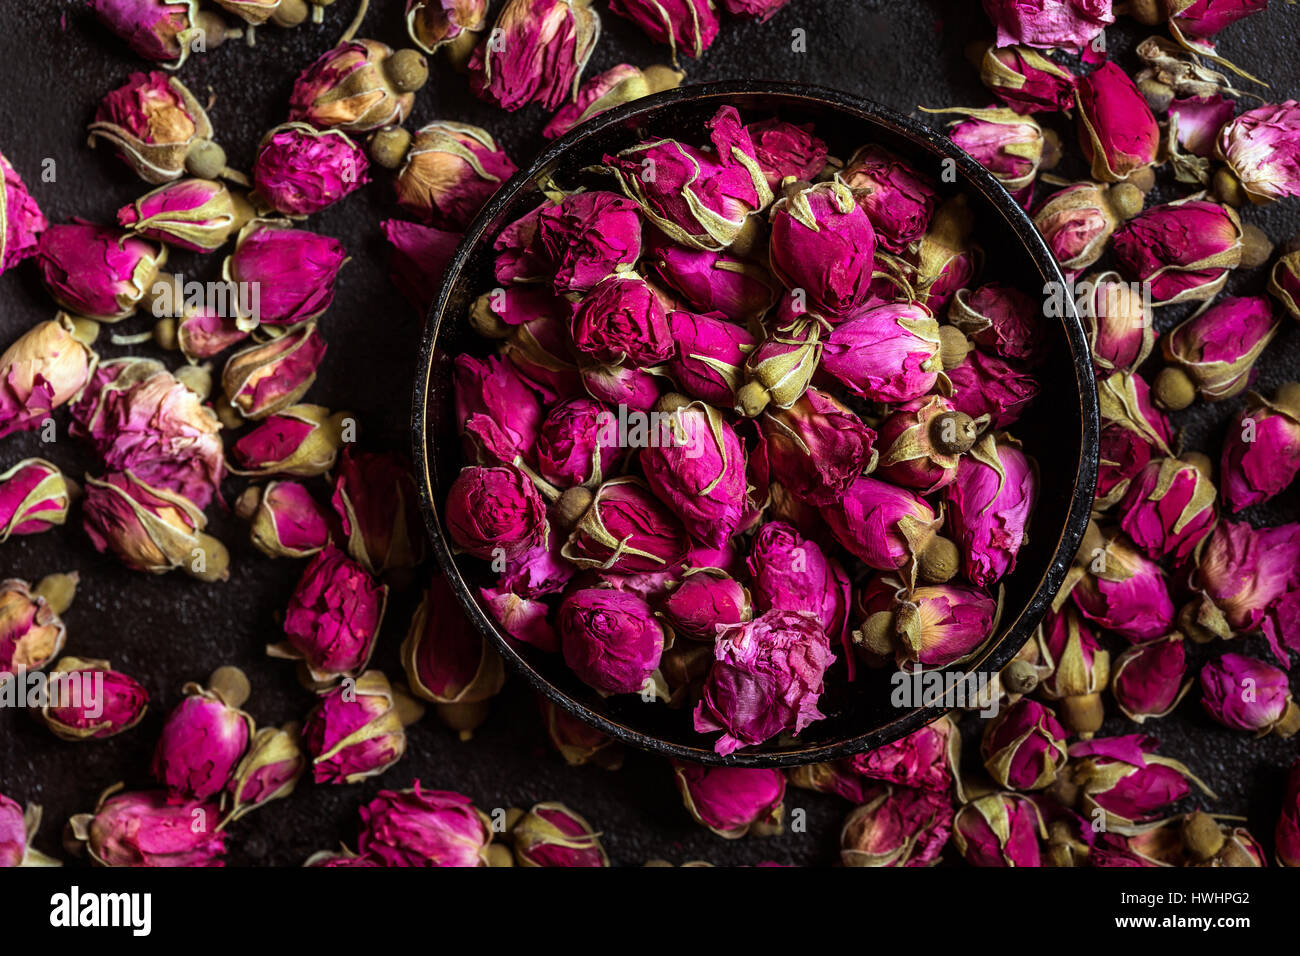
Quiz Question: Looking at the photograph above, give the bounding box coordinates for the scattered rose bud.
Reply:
[406,0,489,57]
[608,0,717,61]
[540,695,623,768]
[386,121,516,230]
[1111,196,1242,305]
[0,459,72,542]
[0,576,73,682]
[252,123,370,217]
[982,698,1069,790]
[1200,652,1299,737]
[849,715,960,792]
[840,784,954,867]
[88,72,227,183]
[303,670,413,784]
[1065,734,1214,829]
[1216,101,1300,205]
[674,763,785,838]
[152,669,254,799]
[1079,270,1154,375]
[68,787,225,867]
[223,723,306,825]
[230,404,352,476]
[36,223,165,322]
[1032,181,1142,273]
[1096,371,1173,462]
[0,152,48,274]
[357,782,494,867]
[1220,383,1300,511]
[91,0,235,68]
[978,44,1077,113]
[330,447,424,576]
[1184,519,1300,640]
[223,221,347,331]
[381,218,459,314]
[40,656,147,742]
[1075,61,1160,182]
[221,322,327,419]
[545,63,684,139]
[1157,295,1279,408]
[511,802,608,866]
[289,40,427,132]
[1269,249,1300,320]
[1062,523,1174,642]
[1111,632,1191,722]
[1037,608,1109,736]
[236,481,334,559]
[939,106,1053,199]
[1117,454,1217,563]
[468,0,601,112]
[952,791,1045,867]
[0,793,57,867]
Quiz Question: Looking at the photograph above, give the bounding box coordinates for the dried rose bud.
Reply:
[71,357,224,510]
[289,40,427,133]
[236,481,333,559]
[496,536,575,599]
[660,310,753,407]
[1065,734,1213,829]
[252,123,369,218]
[1095,423,1154,511]
[36,223,164,323]
[694,609,834,756]
[1112,197,1242,306]
[536,398,621,488]
[1032,181,1141,273]
[407,0,489,56]
[0,577,72,681]
[540,695,623,768]
[787,761,877,804]
[221,322,327,420]
[447,463,549,562]
[82,472,228,581]
[1112,633,1191,722]
[947,433,1037,588]
[499,316,582,400]
[953,286,1046,367]
[1157,295,1279,408]
[1074,61,1160,182]
[736,312,823,416]
[1117,455,1217,562]
[839,144,939,254]
[1215,101,1300,205]
[1220,384,1300,511]
[88,72,226,184]
[223,221,347,330]
[571,275,673,366]
[978,44,1076,114]
[39,656,147,742]
[359,783,494,867]
[604,105,773,252]
[579,362,660,411]
[660,569,752,639]
[0,793,58,867]
[946,348,1040,428]
[510,802,608,866]
[1096,371,1173,462]
[952,792,1045,867]
[562,476,689,573]
[747,119,827,189]
[1184,519,1300,640]
[531,191,643,294]
[769,181,876,322]
[544,63,683,140]
[861,580,997,669]
[152,669,253,799]
[1063,524,1173,642]
[331,447,424,576]
[849,715,960,793]
[468,0,601,112]
[166,307,248,362]
[1079,270,1154,375]
[382,218,459,314]
[1200,652,1299,737]
[747,521,849,654]
[608,0,716,61]
[385,121,516,230]
[91,0,235,68]
[981,698,1068,791]
[760,388,876,506]
[118,180,246,256]
[875,396,973,494]
[68,787,225,867]
[841,784,953,867]
[1278,758,1300,867]
[983,0,1114,52]
[821,303,943,403]
[1,152,47,274]
[223,723,306,825]
[481,588,557,651]
[558,587,665,695]
[270,545,388,684]
[1036,608,1109,734]
[0,459,72,542]
[823,475,944,577]
[940,107,1052,196]
[650,242,778,327]
[674,763,785,839]
[303,670,414,784]
[231,404,351,476]
[1270,249,1300,320]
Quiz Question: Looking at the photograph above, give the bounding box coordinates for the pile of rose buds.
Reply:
[3,0,1300,868]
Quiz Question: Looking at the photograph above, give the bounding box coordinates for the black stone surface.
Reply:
[0,0,1297,867]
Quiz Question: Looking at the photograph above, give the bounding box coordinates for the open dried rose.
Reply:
[1183,519,1300,641]
[1217,101,1300,205]
[1,315,97,439]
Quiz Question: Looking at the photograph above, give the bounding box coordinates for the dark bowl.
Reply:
[412,81,1099,767]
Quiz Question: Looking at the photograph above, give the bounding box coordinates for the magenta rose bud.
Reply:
[747,118,828,189]
[231,404,350,477]
[220,322,328,420]
[405,572,507,717]
[1160,295,1280,407]
[1036,607,1108,734]
[330,448,425,575]
[224,724,306,825]
[579,362,660,411]
[608,0,717,60]
[1032,181,1135,273]
[876,581,998,669]
[1097,370,1173,460]
[446,464,549,562]
[1067,734,1213,828]
[152,672,253,800]
[673,763,785,838]
[978,44,1076,114]
[950,284,1046,365]
[1187,520,1300,638]
[289,40,426,133]
[1217,101,1300,205]
[760,388,876,505]
[90,0,216,68]
[481,588,559,652]
[511,802,608,867]
[943,107,1052,196]
[874,395,971,494]
[1117,455,1217,563]
[1199,653,1300,737]
[0,459,71,542]
[1,152,48,273]
[116,178,244,253]
[0,578,70,681]
[68,789,225,867]
[273,545,388,684]
[468,0,601,112]
[747,521,849,651]
[358,783,493,867]
[1112,633,1191,722]
[1096,423,1155,511]
[946,349,1040,429]
[661,570,752,639]
[841,784,953,867]
[1278,759,1300,867]
[946,433,1037,588]
[534,191,643,294]
[236,481,334,560]
[952,792,1045,867]
[821,303,942,403]
[663,309,757,407]
[1112,197,1242,306]
[382,219,458,315]
[392,121,516,230]
[563,476,691,573]
[558,587,665,695]
[1075,61,1159,182]
[694,609,834,756]
[543,63,684,140]
[537,398,623,488]
[571,275,673,366]
[1080,270,1154,375]
[41,656,149,741]
[981,698,1068,791]
[36,223,164,322]
[1220,384,1300,512]
[822,475,942,573]
[848,715,959,793]
[303,671,409,784]
[454,353,542,468]
[252,123,369,217]
[0,793,57,867]
[87,72,223,184]
[648,238,778,323]
[839,145,938,255]
[223,221,346,330]
[1068,527,1174,642]
[768,181,876,322]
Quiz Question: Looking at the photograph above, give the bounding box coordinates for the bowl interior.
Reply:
[414,83,1098,767]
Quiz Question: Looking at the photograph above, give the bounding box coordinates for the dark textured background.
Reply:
[1,0,1297,867]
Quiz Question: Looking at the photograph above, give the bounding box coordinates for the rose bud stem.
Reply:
[1182,811,1225,863]
[208,666,251,708]
[914,534,960,585]
[1240,224,1275,270]
[512,458,561,503]
[930,410,978,455]
[235,486,261,522]
[368,126,413,170]
[554,486,594,534]
[1153,366,1196,411]
[1059,691,1105,738]
[190,533,232,583]
[217,403,245,431]
[1277,701,1300,739]
[937,325,972,371]
[1046,773,1080,812]
[185,140,231,181]
[33,572,78,616]
[384,49,430,94]
[1002,659,1039,696]
[485,844,514,867]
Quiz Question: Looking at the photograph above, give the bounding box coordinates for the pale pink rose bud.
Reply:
[1200,653,1299,737]
[236,480,334,560]
[252,123,370,217]
[558,587,665,694]
[468,0,602,112]
[87,71,224,184]
[608,0,717,60]
[952,792,1045,867]
[1117,455,1217,563]
[0,459,72,542]
[68,789,226,867]
[392,121,516,229]
[152,669,254,799]
[303,671,411,783]
[289,40,427,133]
[941,106,1053,195]
[117,178,245,252]
[841,784,954,867]
[1220,384,1300,512]
[172,308,248,362]
[1112,633,1191,722]
[1170,95,1234,158]
[1075,61,1160,182]
[673,763,785,838]
[982,0,1114,52]
[1,152,48,273]
[1032,181,1136,273]
[358,783,494,867]
[821,303,942,403]
[0,577,72,681]
[1217,100,1300,204]
[1079,270,1154,375]
[981,698,1068,790]
[1112,197,1242,306]
[946,433,1038,588]
[36,223,165,322]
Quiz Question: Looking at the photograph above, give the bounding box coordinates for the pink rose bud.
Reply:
[1117,454,1217,562]
[0,576,72,680]
[36,223,164,322]
[468,0,601,112]
[1164,0,1269,40]
[946,348,1040,428]
[747,521,848,650]
[447,463,550,561]
[511,802,609,866]
[152,669,254,799]
[1066,734,1213,828]
[821,303,942,403]
[390,121,516,229]
[608,0,717,60]
[982,698,1068,790]
[760,388,877,505]
[983,0,1114,51]
[235,481,334,559]
[579,362,660,411]
[1,152,48,273]
[0,459,71,541]
[952,792,1045,867]
[1075,61,1160,182]
[673,763,786,838]
[82,472,229,581]
[558,587,665,695]
[382,219,458,315]
[0,793,58,867]
[1079,270,1154,375]
[1065,524,1173,642]
[1036,607,1109,734]
[543,63,684,140]
[664,310,756,406]
[537,397,623,488]
[289,40,427,133]
[1264,589,1300,668]
[252,123,369,217]
[978,44,1076,114]
[571,275,673,366]
[1269,249,1300,320]
[768,181,877,323]
[116,178,246,253]
[562,475,691,573]
[406,0,489,54]
[1032,181,1138,273]
[1170,94,1234,158]
[221,322,328,419]
[541,695,623,767]
[841,784,954,867]
[737,310,826,416]
[303,670,411,784]
[272,545,388,684]
[661,569,752,639]
[223,221,347,330]
[723,0,791,18]
[822,475,943,574]
[72,357,225,510]
[942,107,1053,196]
[1220,383,1300,511]
[231,404,351,476]
[68,789,225,867]
[950,284,1046,365]
[864,580,998,669]
[40,656,149,741]
[330,447,425,575]
[1112,197,1243,305]
[87,72,225,184]
[454,353,542,468]
[1097,371,1173,465]
[603,105,773,252]
[90,0,230,68]
[1112,633,1191,722]
[223,723,306,825]
[848,715,959,793]
[358,783,494,867]
[839,145,939,255]
[747,119,828,189]
[649,237,778,323]
[1217,101,1300,204]
[946,433,1038,588]
[1185,519,1300,638]
[170,308,248,362]
[1159,295,1279,408]
[481,587,558,651]
[694,608,834,756]
[1278,759,1300,867]
[528,191,643,294]
[875,395,974,494]
[1096,423,1154,511]
[1200,652,1300,737]
[787,761,878,804]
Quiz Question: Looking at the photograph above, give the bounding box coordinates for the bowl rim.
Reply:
[412,79,1100,767]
